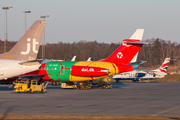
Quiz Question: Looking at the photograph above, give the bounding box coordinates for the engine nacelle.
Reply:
[71,66,109,77]
[135,73,146,77]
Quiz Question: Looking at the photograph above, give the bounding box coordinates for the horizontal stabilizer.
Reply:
[123,40,149,45]
[19,60,43,66]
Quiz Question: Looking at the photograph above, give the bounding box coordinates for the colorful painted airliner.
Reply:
[113,58,170,83]
[0,20,45,80]
[16,29,148,82]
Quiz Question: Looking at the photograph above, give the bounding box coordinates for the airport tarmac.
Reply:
[0,81,180,116]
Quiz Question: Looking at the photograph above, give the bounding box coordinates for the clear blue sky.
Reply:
[0,0,180,44]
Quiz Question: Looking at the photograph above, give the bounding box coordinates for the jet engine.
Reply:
[135,73,146,77]
[71,66,109,77]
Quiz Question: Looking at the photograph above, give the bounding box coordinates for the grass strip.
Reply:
[0,114,180,120]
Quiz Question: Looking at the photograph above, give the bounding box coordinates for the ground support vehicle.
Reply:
[102,82,112,89]
[77,81,92,90]
[92,81,112,89]
[92,77,112,89]
[60,81,92,90]
[12,80,49,93]
[61,82,77,89]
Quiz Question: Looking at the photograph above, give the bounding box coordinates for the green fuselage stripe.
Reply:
[45,61,78,81]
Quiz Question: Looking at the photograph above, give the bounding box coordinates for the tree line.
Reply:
[0,38,179,67]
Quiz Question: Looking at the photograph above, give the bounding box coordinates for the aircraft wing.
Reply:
[135,70,160,77]
[129,61,146,65]
[135,69,158,72]
[12,74,46,81]
[129,61,146,70]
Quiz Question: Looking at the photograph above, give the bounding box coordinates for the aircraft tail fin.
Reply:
[129,29,144,40]
[130,52,139,63]
[155,58,170,73]
[0,20,46,61]
[101,29,148,65]
[87,57,91,61]
[71,56,76,61]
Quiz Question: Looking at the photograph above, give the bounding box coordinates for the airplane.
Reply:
[0,55,78,84]
[0,20,46,80]
[113,58,170,83]
[12,29,148,83]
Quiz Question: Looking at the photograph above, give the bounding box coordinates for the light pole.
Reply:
[23,11,31,33]
[2,6,12,53]
[40,15,49,60]
[174,59,177,74]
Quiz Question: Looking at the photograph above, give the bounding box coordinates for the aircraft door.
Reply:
[60,65,65,75]
[0,63,4,75]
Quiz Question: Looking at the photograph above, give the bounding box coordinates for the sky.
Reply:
[0,0,180,44]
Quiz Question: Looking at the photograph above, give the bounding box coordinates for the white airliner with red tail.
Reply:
[113,58,170,82]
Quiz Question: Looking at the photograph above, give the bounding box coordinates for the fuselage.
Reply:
[113,70,167,81]
[0,59,41,80]
[16,61,134,82]
[42,61,135,82]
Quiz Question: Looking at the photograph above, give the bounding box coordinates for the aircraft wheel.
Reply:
[40,89,44,93]
[29,89,33,94]
[56,82,60,86]
[52,82,56,86]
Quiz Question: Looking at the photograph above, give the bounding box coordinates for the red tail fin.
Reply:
[101,29,148,65]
